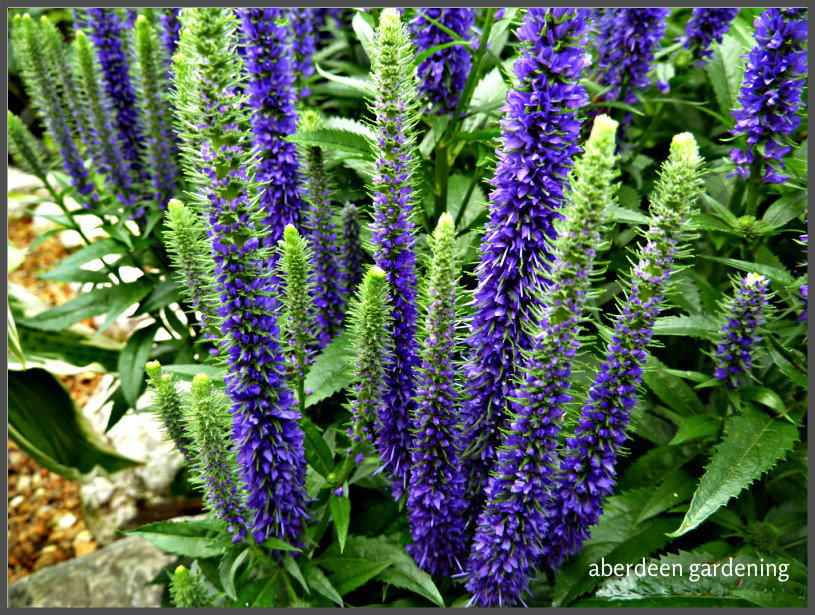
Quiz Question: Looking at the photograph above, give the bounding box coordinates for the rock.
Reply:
[79,379,197,546]
[8,535,175,607]
[9,495,24,509]
[17,475,32,492]
[55,512,78,530]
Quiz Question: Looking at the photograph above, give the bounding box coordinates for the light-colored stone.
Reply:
[9,495,25,509]
[16,475,32,492]
[8,535,175,607]
[55,512,78,530]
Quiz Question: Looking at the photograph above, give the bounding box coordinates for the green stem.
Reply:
[744,159,763,217]
[628,102,664,161]
[454,165,484,228]
[432,8,496,222]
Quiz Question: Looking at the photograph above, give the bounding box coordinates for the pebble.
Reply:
[9,495,24,509]
[17,475,31,492]
[56,513,78,530]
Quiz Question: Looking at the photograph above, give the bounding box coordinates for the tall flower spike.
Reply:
[542,133,704,569]
[409,8,475,114]
[73,30,135,210]
[406,213,468,576]
[368,8,422,499]
[730,9,807,184]
[460,8,591,507]
[713,274,771,388]
[158,8,182,61]
[12,15,95,206]
[340,203,366,300]
[86,9,144,185]
[288,8,316,98]
[134,15,178,209]
[8,111,48,180]
[40,16,93,158]
[300,111,344,348]
[145,360,193,461]
[680,9,740,65]
[465,115,620,607]
[237,8,306,258]
[347,266,392,463]
[185,373,250,541]
[279,224,318,410]
[164,198,219,341]
[170,566,213,608]
[594,9,669,109]
[178,8,308,546]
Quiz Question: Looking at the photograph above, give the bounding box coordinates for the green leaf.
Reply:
[414,40,470,68]
[669,414,722,446]
[301,416,334,478]
[219,544,250,600]
[95,279,154,334]
[8,241,26,273]
[118,323,159,408]
[607,205,650,225]
[8,303,25,366]
[329,495,351,553]
[618,443,707,492]
[552,489,677,606]
[300,559,343,606]
[21,285,113,330]
[282,554,309,594]
[669,405,800,538]
[304,330,354,407]
[126,519,225,558]
[351,10,375,60]
[739,386,788,417]
[260,535,301,553]
[313,63,373,97]
[701,255,797,287]
[286,127,372,158]
[331,536,445,606]
[38,238,124,283]
[319,557,393,595]
[8,368,139,479]
[135,278,180,314]
[705,34,747,123]
[652,315,718,338]
[643,358,705,416]
[636,467,697,523]
[762,190,807,229]
[765,337,807,388]
[591,550,801,607]
[162,363,225,381]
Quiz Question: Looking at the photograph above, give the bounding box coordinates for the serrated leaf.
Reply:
[332,536,446,606]
[314,63,373,97]
[301,416,334,478]
[21,285,113,330]
[739,386,788,417]
[669,414,722,446]
[301,559,343,606]
[593,550,801,607]
[552,489,677,606]
[219,544,250,600]
[319,557,393,595]
[762,190,807,229]
[766,337,807,388]
[329,495,351,553]
[701,255,797,287]
[286,127,372,158]
[636,467,697,523]
[127,519,225,558]
[618,443,706,492]
[705,34,747,124]
[38,237,124,283]
[652,315,718,338]
[669,405,800,538]
[118,323,159,408]
[304,330,354,407]
[643,358,705,416]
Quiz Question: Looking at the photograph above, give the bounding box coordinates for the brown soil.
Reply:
[8,214,103,583]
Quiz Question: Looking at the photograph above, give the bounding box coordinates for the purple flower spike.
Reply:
[594,9,669,107]
[541,133,704,569]
[238,8,306,260]
[86,9,144,183]
[340,203,366,299]
[180,8,308,548]
[406,214,467,576]
[409,8,475,114]
[158,8,182,60]
[681,8,739,65]
[799,230,808,323]
[368,9,422,499]
[730,9,807,184]
[460,7,590,508]
[714,273,771,388]
[288,9,316,98]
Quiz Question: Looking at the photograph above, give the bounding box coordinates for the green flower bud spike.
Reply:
[145,360,192,460]
[170,565,213,608]
[184,372,249,541]
[279,223,318,413]
[7,111,48,180]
